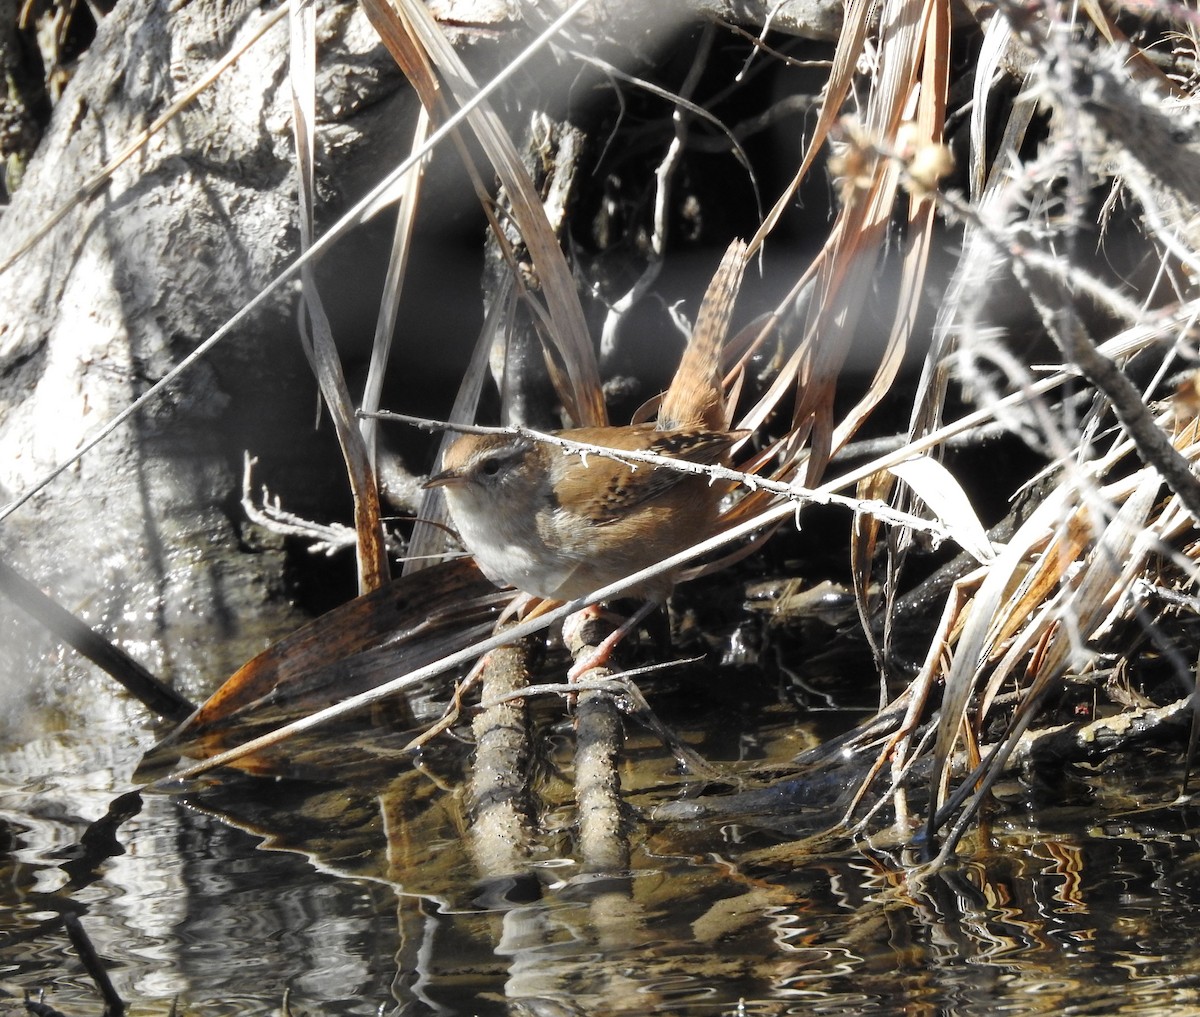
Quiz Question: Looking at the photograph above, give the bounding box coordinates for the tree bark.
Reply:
[0,0,417,717]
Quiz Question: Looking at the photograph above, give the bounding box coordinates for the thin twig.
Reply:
[369,410,995,554]
[597,25,715,364]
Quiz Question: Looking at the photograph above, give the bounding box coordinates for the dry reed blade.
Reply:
[926,482,1077,827]
[785,0,951,485]
[886,458,995,565]
[968,16,1019,201]
[378,0,604,428]
[359,107,433,466]
[930,414,1200,849]
[847,0,951,665]
[715,0,880,491]
[833,0,950,454]
[984,508,1094,657]
[748,0,873,253]
[932,471,1162,854]
[289,0,388,593]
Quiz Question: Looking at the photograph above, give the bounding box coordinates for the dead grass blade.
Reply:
[144,559,501,769]
[370,0,604,427]
[780,0,951,672]
[969,16,1019,202]
[931,469,1163,856]
[724,0,945,515]
[750,0,953,496]
[712,0,877,491]
[290,0,388,593]
[748,0,873,253]
[926,480,1077,827]
[846,0,951,669]
[359,107,433,466]
[886,458,995,565]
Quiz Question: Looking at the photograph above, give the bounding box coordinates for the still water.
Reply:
[4,666,1200,1016]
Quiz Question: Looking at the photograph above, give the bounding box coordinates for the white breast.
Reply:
[442,484,574,600]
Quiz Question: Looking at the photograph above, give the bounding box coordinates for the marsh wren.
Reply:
[424,424,740,602]
[424,240,748,618]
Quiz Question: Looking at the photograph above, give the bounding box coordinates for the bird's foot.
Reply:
[564,601,658,680]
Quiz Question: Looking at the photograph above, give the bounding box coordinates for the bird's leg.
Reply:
[565,600,659,681]
[498,592,545,625]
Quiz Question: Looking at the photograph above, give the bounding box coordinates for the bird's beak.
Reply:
[422,469,465,490]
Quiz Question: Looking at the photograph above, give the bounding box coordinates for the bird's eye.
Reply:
[479,457,503,477]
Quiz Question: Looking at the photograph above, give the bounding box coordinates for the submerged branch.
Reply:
[467,636,539,880]
[0,558,194,722]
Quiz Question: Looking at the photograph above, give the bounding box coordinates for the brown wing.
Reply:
[584,428,740,525]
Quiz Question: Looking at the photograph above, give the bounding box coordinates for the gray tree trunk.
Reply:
[0,0,416,720]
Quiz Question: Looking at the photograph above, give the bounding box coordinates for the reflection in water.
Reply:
[5,706,1200,1014]
[0,720,403,1015]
